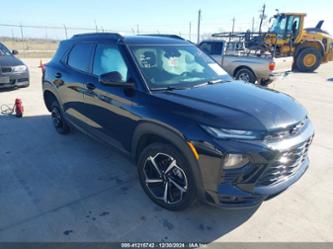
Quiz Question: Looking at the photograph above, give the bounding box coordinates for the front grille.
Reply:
[17,78,28,82]
[257,137,313,186]
[1,67,12,73]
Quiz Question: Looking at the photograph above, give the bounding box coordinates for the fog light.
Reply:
[223,154,249,169]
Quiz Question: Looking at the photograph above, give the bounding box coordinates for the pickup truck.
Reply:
[198,40,293,85]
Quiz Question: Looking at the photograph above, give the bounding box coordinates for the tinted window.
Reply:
[0,43,11,56]
[200,42,223,55]
[68,43,94,72]
[131,44,230,89]
[93,44,128,82]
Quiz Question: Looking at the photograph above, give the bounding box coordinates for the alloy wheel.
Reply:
[143,153,188,204]
[238,72,250,82]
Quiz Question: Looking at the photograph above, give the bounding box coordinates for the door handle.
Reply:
[55,72,62,78]
[86,83,96,90]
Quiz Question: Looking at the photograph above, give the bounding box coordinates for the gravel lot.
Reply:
[0,58,332,243]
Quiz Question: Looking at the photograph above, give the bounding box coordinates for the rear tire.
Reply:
[295,47,321,72]
[235,68,257,83]
[50,101,70,135]
[137,143,197,211]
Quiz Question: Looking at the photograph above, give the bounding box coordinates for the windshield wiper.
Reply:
[150,86,189,91]
[207,79,230,84]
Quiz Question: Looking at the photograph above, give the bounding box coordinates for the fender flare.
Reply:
[43,80,63,112]
[295,40,325,57]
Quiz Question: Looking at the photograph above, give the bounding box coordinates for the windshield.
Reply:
[0,43,12,56]
[130,44,231,90]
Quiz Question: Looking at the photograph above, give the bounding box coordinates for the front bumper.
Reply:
[0,71,30,89]
[194,120,314,208]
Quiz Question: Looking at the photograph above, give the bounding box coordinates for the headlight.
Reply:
[12,65,27,73]
[224,154,249,169]
[201,125,263,140]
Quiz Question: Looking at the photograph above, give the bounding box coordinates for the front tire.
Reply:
[295,47,321,72]
[137,143,197,211]
[50,101,70,135]
[235,68,257,83]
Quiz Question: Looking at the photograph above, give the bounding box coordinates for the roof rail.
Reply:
[139,34,185,40]
[71,32,123,40]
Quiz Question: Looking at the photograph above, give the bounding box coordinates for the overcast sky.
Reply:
[0,0,332,40]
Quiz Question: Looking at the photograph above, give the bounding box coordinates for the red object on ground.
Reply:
[15,98,24,118]
[39,59,45,72]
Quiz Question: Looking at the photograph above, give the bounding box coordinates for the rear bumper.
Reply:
[0,71,30,89]
[260,71,290,84]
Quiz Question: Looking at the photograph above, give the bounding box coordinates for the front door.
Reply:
[83,43,139,150]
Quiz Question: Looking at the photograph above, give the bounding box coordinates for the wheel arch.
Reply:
[131,122,187,161]
[233,65,257,79]
[295,40,325,58]
[131,121,205,198]
[43,90,59,112]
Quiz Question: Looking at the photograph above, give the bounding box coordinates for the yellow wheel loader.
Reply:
[266,13,333,72]
[213,13,333,72]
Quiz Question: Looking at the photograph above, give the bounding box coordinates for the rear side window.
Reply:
[200,42,223,55]
[67,43,94,73]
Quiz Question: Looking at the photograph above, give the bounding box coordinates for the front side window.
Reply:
[93,44,128,82]
[130,44,230,89]
[67,43,94,73]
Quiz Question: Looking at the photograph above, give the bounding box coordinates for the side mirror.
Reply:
[12,50,19,55]
[99,71,134,88]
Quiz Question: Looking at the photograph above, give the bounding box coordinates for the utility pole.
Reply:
[189,22,192,41]
[63,24,68,39]
[197,9,201,43]
[20,23,24,41]
[136,24,140,34]
[232,17,236,33]
[45,27,48,40]
[252,17,255,32]
[259,4,266,33]
[94,20,98,32]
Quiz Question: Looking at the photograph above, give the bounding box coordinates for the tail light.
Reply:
[269,62,276,71]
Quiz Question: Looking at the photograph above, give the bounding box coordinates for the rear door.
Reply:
[59,43,95,128]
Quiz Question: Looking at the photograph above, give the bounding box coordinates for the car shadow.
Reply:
[0,114,260,242]
[327,78,333,81]
[0,87,19,93]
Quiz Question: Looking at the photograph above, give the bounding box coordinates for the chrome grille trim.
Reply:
[257,137,313,186]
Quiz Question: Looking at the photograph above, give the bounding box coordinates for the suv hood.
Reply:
[155,81,307,131]
[0,55,24,67]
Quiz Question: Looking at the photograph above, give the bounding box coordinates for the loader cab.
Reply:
[269,13,304,41]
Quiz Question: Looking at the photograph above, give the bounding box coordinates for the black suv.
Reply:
[42,33,314,210]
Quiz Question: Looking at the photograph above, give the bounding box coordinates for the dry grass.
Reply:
[1,37,58,58]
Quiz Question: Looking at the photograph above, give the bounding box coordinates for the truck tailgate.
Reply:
[273,56,293,73]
